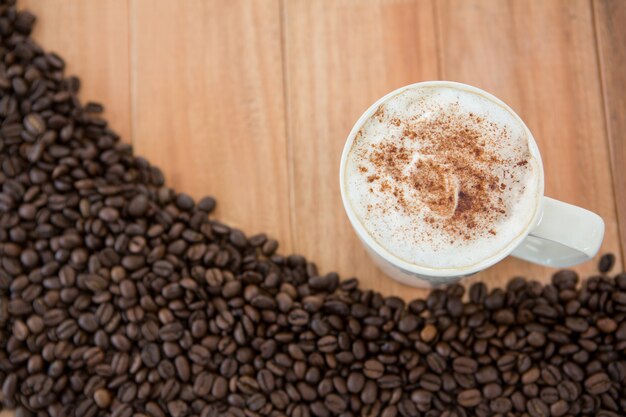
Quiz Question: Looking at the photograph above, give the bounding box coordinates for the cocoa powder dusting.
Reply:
[363,101,519,242]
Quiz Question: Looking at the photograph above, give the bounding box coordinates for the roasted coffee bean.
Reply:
[457,389,482,407]
[490,397,512,414]
[419,373,441,391]
[585,372,612,395]
[363,359,385,379]
[527,398,549,417]
[141,343,160,368]
[347,372,366,393]
[599,253,616,273]
[550,399,569,417]
[597,317,618,333]
[453,357,478,374]
[324,394,347,413]
[0,7,625,417]
[420,324,437,343]
[257,369,275,393]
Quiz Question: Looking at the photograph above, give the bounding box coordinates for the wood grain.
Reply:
[0,1,624,414]
[594,0,626,265]
[282,0,439,299]
[436,0,622,286]
[9,0,625,305]
[130,0,292,249]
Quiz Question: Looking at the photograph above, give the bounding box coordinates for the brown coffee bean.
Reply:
[550,399,569,417]
[562,362,584,382]
[426,352,446,374]
[324,393,347,413]
[397,315,419,333]
[598,253,616,273]
[257,369,275,393]
[315,335,337,353]
[490,397,512,414]
[128,194,149,217]
[192,372,214,397]
[457,389,482,407]
[597,317,617,333]
[522,367,541,384]
[347,372,366,393]
[453,357,478,374]
[420,324,437,343]
[541,365,562,386]
[527,331,546,347]
[527,398,549,417]
[363,359,385,379]
[361,380,378,405]
[167,400,188,417]
[212,376,228,399]
[0,12,624,416]
[482,383,502,400]
[557,380,579,402]
[141,343,160,368]
[419,373,441,391]
[410,389,432,411]
[584,372,611,395]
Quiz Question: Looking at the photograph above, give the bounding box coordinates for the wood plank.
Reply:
[437,0,622,286]
[282,0,439,298]
[594,0,626,266]
[130,0,292,249]
[19,0,131,142]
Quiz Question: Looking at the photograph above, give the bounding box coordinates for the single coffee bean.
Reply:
[598,253,616,273]
[167,400,188,417]
[453,357,478,374]
[550,400,569,417]
[363,359,385,379]
[347,372,366,393]
[584,372,612,395]
[324,394,347,414]
[420,324,437,343]
[556,380,579,402]
[527,398,549,417]
[597,317,617,333]
[457,389,482,407]
[426,353,446,374]
[482,383,502,400]
[141,343,161,368]
[246,393,266,411]
[490,397,512,414]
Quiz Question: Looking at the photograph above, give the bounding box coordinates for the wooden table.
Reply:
[16,0,626,304]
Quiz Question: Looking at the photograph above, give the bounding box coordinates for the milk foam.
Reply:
[345,86,540,269]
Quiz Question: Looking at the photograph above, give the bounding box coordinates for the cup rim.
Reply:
[339,80,545,277]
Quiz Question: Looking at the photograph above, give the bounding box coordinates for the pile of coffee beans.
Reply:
[0,2,625,417]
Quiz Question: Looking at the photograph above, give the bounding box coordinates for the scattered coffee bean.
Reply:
[599,253,616,273]
[0,5,624,417]
[585,372,612,395]
[457,389,482,407]
[363,359,385,379]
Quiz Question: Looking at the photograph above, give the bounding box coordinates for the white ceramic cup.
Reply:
[339,81,605,287]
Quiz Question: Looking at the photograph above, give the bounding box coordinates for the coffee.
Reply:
[1,3,625,417]
[344,85,541,269]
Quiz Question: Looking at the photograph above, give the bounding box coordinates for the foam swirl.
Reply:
[345,86,540,269]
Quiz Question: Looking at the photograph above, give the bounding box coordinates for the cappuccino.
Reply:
[344,85,540,269]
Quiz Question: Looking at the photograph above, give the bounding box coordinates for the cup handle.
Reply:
[511,197,605,267]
